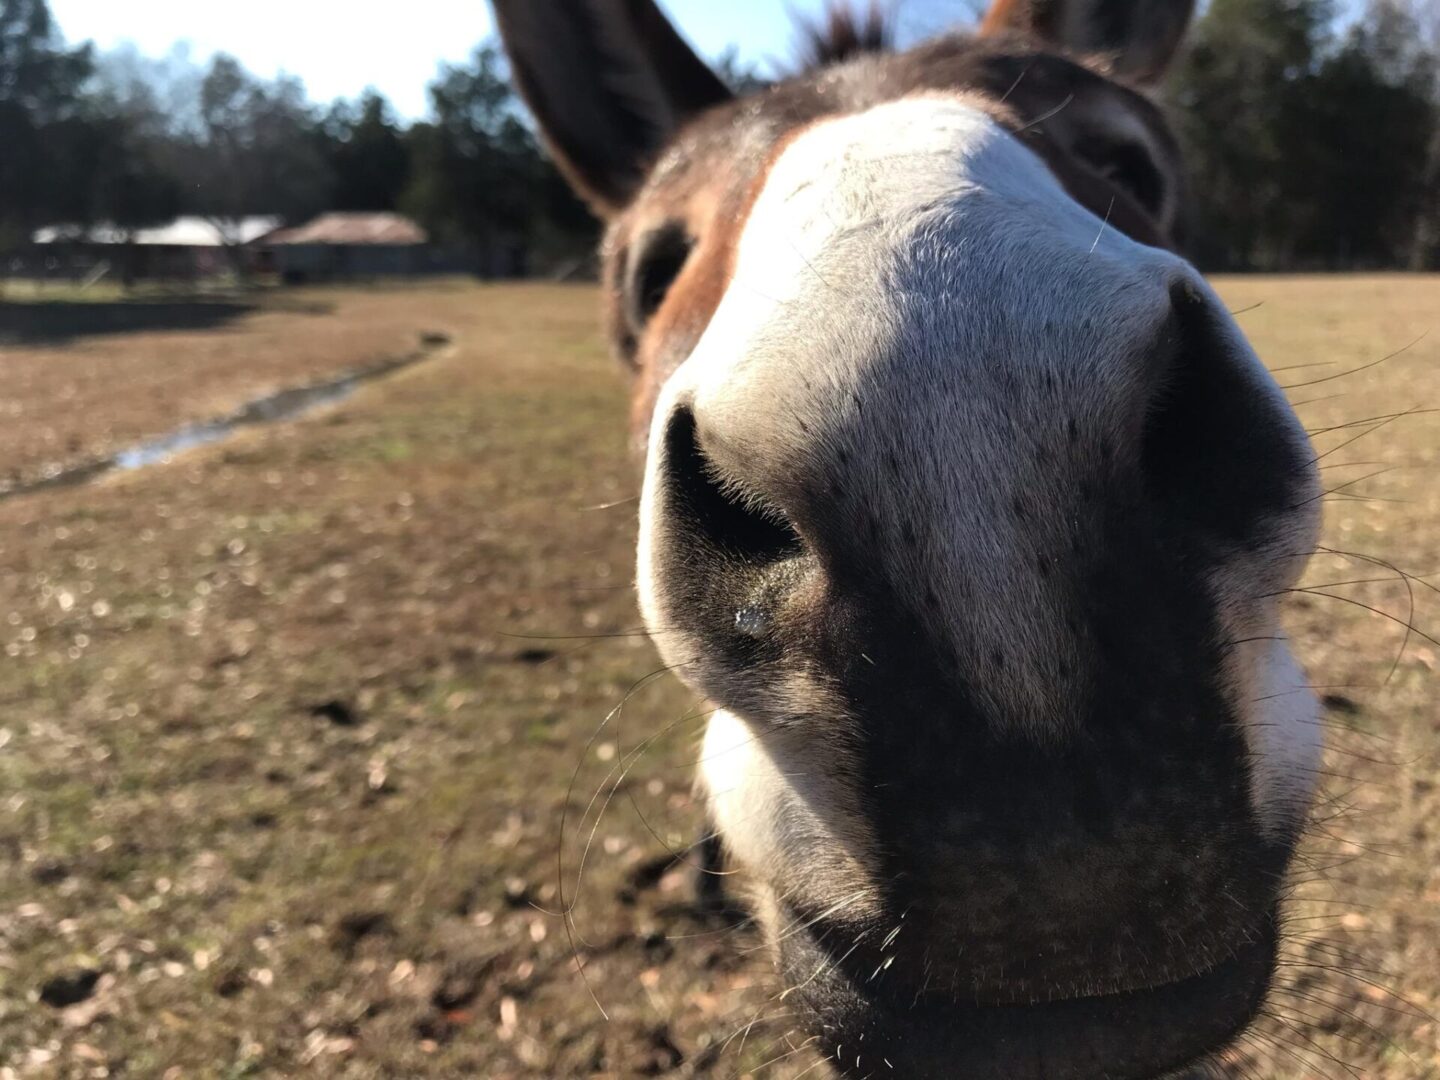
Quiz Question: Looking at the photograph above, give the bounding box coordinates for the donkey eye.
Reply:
[1074,138,1165,216]
[627,224,695,329]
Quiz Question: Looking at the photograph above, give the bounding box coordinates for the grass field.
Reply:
[0,277,1436,1078]
[0,284,460,494]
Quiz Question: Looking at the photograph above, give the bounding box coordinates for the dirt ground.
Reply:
[0,277,1435,1078]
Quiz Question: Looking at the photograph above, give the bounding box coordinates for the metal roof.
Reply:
[264,212,429,246]
[33,216,283,247]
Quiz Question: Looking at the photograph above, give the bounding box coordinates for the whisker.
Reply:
[1018,92,1075,131]
[550,660,689,1019]
[577,494,640,511]
[1282,332,1428,390]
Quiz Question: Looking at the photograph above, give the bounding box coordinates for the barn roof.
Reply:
[265,212,429,246]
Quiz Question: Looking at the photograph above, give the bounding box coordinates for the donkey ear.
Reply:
[491,0,733,215]
[980,0,1196,84]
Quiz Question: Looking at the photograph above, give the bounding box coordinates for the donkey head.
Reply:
[494,2,1322,1076]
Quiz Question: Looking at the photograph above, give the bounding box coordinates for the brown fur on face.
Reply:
[602,32,1188,441]
[604,123,796,443]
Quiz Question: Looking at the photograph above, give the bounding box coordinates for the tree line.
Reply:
[2,0,1437,274]
[1171,0,1439,270]
[0,0,596,268]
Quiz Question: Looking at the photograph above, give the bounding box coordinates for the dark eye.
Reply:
[626,223,694,331]
[1074,138,1165,216]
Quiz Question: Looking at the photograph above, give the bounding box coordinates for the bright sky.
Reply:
[49,1,980,119]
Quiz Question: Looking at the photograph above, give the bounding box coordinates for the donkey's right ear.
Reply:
[491,0,733,216]
[981,0,1195,84]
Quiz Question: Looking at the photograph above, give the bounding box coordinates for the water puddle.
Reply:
[1,335,449,502]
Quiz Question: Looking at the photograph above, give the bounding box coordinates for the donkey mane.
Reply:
[793,1,895,71]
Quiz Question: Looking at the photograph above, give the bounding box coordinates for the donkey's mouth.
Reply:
[778,904,1279,1080]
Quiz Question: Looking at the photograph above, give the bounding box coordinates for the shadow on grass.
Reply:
[0,299,259,346]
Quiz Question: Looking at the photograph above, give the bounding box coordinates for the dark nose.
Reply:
[777,896,1280,1080]
[816,693,1291,1002]
[647,281,1312,989]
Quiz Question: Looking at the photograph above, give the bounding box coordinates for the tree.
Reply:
[1167,0,1337,269]
[91,42,206,139]
[1402,0,1440,267]
[0,0,93,245]
[317,89,409,211]
[1167,0,1439,270]
[86,49,184,235]
[1283,1,1437,267]
[402,45,549,254]
[175,55,331,259]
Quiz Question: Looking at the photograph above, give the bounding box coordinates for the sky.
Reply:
[48,1,980,119]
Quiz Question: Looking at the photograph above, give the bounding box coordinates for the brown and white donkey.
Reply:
[493,2,1323,1076]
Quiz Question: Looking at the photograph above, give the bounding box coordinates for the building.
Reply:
[260,212,445,281]
[28,217,283,283]
[260,212,525,282]
[19,211,526,286]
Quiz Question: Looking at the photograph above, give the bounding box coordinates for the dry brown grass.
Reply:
[0,277,1435,1078]
[1205,275,1440,1080]
[0,284,460,492]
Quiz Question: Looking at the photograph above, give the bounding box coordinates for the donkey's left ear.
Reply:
[491,0,733,216]
[981,0,1196,84]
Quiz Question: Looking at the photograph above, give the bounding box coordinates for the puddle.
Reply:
[1,336,448,502]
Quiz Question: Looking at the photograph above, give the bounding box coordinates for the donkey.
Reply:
[494,1,1324,1076]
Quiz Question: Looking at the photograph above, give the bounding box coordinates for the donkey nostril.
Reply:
[661,407,805,567]
[1140,282,1306,546]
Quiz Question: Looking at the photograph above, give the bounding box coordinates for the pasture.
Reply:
[0,276,1435,1078]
